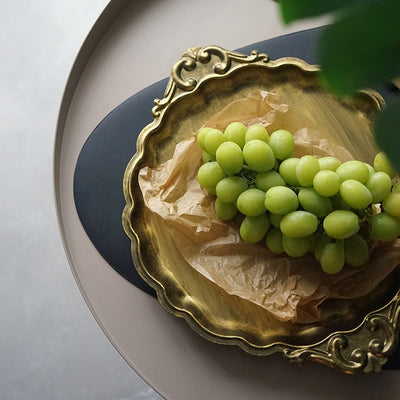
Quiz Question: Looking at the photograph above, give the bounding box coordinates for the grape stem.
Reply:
[357,204,374,223]
[240,166,256,185]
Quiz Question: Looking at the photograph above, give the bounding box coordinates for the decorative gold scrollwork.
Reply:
[152,45,269,117]
[197,46,268,75]
[283,293,400,373]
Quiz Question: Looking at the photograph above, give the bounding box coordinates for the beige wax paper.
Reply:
[138,90,400,323]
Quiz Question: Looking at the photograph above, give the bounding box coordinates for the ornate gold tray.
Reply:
[122,45,400,373]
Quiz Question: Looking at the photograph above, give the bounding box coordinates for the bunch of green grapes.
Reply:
[196,122,400,275]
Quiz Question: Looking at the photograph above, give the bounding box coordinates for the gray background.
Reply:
[0,1,161,398]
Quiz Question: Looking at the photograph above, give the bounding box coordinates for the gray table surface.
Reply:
[0,1,342,399]
[0,1,161,399]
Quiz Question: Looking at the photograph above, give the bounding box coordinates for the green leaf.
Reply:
[374,97,400,174]
[276,0,400,176]
[317,0,400,96]
[277,0,372,24]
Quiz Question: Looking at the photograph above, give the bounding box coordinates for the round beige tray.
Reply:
[54,1,399,398]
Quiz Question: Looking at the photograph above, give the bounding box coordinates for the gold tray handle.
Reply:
[152,45,269,117]
[283,293,400,373]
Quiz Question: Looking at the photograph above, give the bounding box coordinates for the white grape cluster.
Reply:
[196,122,400,274]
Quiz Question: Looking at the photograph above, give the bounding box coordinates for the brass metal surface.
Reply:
[122,46,400,373]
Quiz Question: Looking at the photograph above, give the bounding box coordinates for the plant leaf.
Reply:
[374,97,400,173]
[277,0,372,24]
[317,0,400,96]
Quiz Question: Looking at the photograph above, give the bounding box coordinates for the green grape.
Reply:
[214,198,238,221]
[392,182,400,193]
[240,213,270,243]
[269,213,282,229]
[318,156,341,171]
[323,210,359,239]
[215,141,244,175]
[203,128,225,156]
[224,122,246,148]
[365,171,392,203]
[370,212,400,241]
[339,179,372,209]
[364,162,376,178]
[279,158,300,187]
[344,234,369,268]
[382,192,400,217]
[196,127,213,151]
[298,187,332,218]
[264,186,299,215]
[266,228,284,254]
[197,161,225,190]
[374,152,396,179]
[335,160,370,184]
[202,151,215,163]
[314,234,331,262]
[280,211,318,238]
[245,124,269,143]
[313,170,340,197]
[268,129,295,160]
[282,234,312,257]
[216,176,248,203]
[296,155,320,187]
[330,193,351,211]
[320,240,345,274]
[307,231,319,252]
[236,188,267,216]
[204,186,217,195]
[242,139,275,172]
[255,170,286,192]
